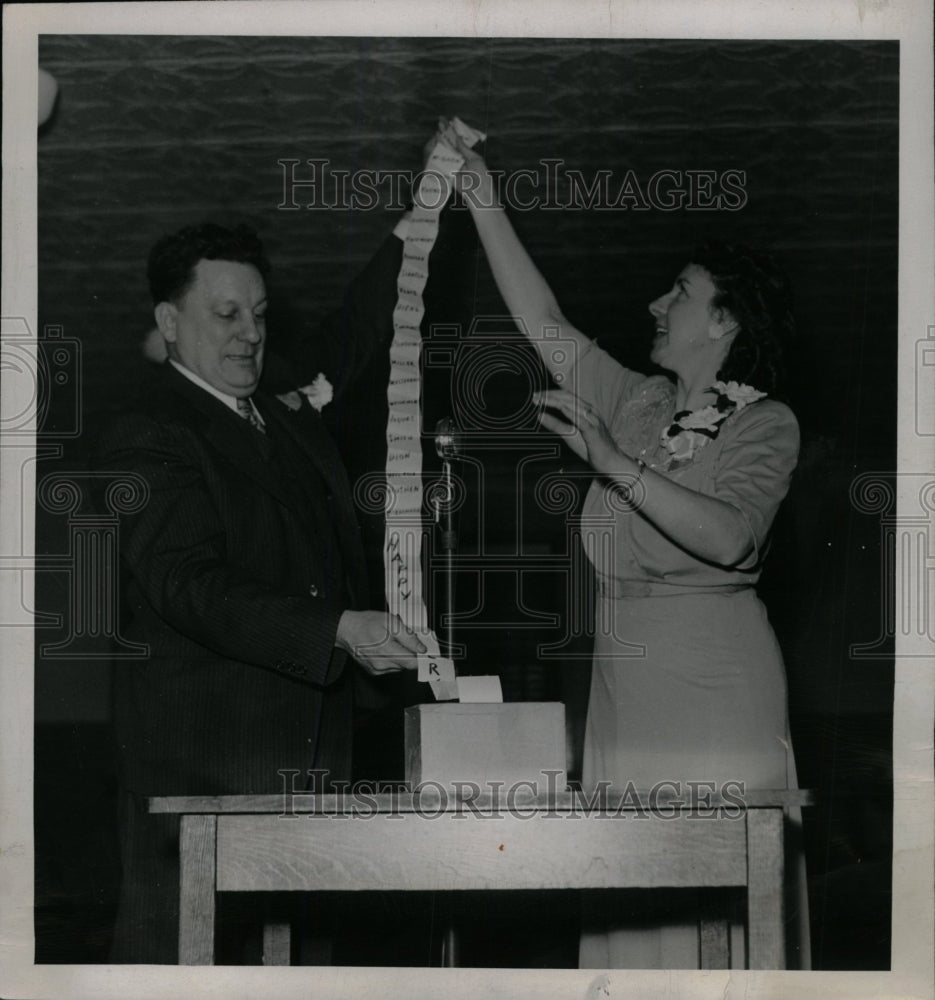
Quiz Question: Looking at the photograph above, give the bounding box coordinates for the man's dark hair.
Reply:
[147,222,271,306]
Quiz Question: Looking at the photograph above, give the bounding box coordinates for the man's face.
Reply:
[160,259,267,398]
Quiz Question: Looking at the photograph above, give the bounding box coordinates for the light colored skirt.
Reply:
[579,588,810,969]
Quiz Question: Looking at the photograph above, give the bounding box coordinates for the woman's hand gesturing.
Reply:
[534,390,623,475]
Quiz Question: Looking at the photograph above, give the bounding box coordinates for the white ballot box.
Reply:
[404,702,567,793]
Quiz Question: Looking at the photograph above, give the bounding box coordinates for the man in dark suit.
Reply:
[95,220,426,963]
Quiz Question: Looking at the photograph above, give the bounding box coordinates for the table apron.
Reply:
[215,812,750,893]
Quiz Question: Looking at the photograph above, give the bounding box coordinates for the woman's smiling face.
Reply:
[648,264,724,373]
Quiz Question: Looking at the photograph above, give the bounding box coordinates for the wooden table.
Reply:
[150,787,812,968]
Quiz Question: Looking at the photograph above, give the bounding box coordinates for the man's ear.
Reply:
[154,301,178,343]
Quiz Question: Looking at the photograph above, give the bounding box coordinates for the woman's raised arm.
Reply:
[449,134,594,385]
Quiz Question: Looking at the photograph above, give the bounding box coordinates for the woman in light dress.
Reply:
[444,129,809,970]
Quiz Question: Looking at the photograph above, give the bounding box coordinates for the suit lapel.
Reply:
[162,363,295,511]
[159,363,367,608]
[256,392,351,502]
[257,392,367,607]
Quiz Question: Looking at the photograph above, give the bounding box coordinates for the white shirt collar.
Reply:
[169,359,243,416]
[169,358,265,424]
[169,360,266,430]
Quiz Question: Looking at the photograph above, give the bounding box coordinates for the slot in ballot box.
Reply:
[404,702,567,792]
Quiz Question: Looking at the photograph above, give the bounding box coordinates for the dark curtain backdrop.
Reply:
[35,36,896,968]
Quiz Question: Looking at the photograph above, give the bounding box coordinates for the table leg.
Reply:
[699,916,730,969]
[441,923,459,967]
[746,808,785,969]
[179,814,217,965]
[263,895,292,965]
[263,915,292,965]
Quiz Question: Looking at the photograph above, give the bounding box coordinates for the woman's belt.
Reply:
[595,577,754,599]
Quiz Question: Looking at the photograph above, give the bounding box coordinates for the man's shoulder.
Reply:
[96,365,210,454]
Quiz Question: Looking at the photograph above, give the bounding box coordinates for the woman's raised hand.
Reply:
[433,117,493,205]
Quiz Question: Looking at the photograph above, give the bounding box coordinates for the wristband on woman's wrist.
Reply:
[616,454,646,505]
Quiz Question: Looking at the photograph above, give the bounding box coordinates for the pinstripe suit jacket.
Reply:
[96,233,404,797]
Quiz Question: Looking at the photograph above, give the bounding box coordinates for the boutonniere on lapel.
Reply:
[276,373,334,413]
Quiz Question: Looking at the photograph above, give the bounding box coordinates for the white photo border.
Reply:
[2,1,932,998]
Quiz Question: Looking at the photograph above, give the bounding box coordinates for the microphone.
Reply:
[432,417,461,534]
[434,417,462,462]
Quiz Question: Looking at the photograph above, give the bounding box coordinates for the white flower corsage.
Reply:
[664,428,707,462]
[660,380,766,464]
[711,380,767,408]
[276,373,334,413]
[299,373,334,412]
[676,405,722,433]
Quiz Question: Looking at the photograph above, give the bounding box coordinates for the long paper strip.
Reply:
[385,117,485,702]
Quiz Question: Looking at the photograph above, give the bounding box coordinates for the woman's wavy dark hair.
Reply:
[690,240,795,397]
[147,222,271,306]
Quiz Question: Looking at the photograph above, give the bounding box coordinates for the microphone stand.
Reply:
[433,418,461,662]
[433,418,461,967]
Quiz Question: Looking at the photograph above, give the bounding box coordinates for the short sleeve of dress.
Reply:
[572,341,648,426]
[713,400,800,568]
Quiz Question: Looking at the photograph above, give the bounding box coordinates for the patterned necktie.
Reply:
[236,397,265,434]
